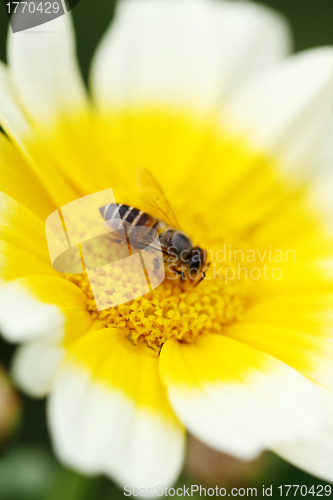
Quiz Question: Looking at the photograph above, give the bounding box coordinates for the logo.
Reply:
[45,190,165,311]
[3,0,80,33]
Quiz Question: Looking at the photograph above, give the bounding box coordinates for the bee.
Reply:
[99,167,207,285]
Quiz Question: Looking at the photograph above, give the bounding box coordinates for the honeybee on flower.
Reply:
[0,0,333,490]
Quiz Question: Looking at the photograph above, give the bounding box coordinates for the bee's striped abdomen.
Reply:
[99,203,158,232]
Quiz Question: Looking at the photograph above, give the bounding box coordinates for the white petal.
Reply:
[306,127,333,237]
[210,0,292,92]
[91,0,291,116]
[160,335,322,460]
[0,282,64,343]
[0,62,31,140]
[274,387,333,483]
[0,276,91,343]
[12,337,64,398]
[7,14,87,130]
[222,47,333,178]
[48,363,185,489]
[317,119,333,175]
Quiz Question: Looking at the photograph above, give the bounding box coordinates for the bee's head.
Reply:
[165,230,193,261]
[188,247,207,281]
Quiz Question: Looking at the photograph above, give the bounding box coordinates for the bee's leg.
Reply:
[174,269,186,284]
[195,271,206,287]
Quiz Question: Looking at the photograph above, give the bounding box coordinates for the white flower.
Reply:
[0,0,333,490]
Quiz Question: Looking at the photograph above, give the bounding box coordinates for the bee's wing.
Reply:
[103,219,172,256]
[137,167,181,230]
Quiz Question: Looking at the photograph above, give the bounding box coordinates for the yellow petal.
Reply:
[227,295,333,390]
[0,133,54,219]
[64,327,180,424]
[0,191,53,261]
[0,191,58,280]
[0,242,58,281]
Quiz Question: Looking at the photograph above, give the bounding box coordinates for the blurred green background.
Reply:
[0,0,333,498]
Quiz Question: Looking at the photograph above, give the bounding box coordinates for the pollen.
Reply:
[66,223,254,352]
